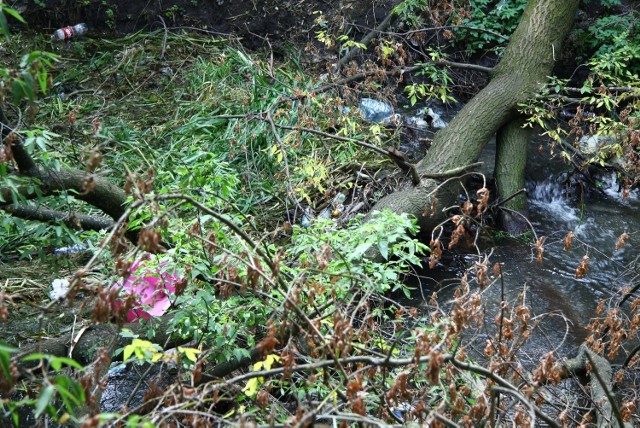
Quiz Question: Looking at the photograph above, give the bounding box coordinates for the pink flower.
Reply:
[114,258,180,322]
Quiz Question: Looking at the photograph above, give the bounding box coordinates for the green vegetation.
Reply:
[453,0,527,54]
[1,10,436,425]
[1,0,639,426]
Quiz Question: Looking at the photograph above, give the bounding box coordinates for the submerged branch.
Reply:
[559,343,632,428]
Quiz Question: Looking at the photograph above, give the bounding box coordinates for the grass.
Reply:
[0,29,397,258]
[1,36,438,425]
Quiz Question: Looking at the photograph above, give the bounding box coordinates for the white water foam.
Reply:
[601,171,639,201]
[528,178,579,223]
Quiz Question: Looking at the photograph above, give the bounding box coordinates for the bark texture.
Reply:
[21,165,128,222]
[559,343,633,428]
[3,204,115,231]
[2,135,128,232]
[495,118,530,234]
[370,0,580,235]
[17,314,183,368]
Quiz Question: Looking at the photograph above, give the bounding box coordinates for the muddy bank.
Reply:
[13,0,398,49]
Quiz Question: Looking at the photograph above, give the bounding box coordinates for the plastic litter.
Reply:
[359,98,401,126]
[51,23,88,42]
[416,107,447,129]
[107,364,127,376]
[390,402,416,423]
[405,115,430,130]
[301,194,346,227]
[300,207,314,228]
[49,278,70,301]
[318,193,346,220]
[578,134,615,153]
[53,243,87,256]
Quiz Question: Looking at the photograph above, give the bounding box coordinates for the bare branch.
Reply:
[2,204,115,231]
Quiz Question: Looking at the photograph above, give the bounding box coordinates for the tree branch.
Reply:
[16,314,185,370]
[336,9,397,69]
[1,204,115,231]
[558,343,632,428]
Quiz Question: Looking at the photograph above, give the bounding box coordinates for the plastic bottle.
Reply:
[51,23,88,42]
[53,243,88,256]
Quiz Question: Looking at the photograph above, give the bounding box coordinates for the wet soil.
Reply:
[0,257,93,345]
[15,0,399,50]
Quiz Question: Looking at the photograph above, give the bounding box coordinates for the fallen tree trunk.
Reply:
[2,204,115,231]
[16,314,184,369]
[495,117,531,234]
[1,125,134,241]
[370,0,580,237]
[2,136,128,222]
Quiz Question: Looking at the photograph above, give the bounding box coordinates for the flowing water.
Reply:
[511,149,639,352]
[408,133,639,360]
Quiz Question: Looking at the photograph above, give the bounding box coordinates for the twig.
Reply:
[495,263,506,422]
[618,281,640,308]
[432,412,461,428]
[494,188,527,207]
[623,342,640,369]
[336,10,397,69]
[497,206,539,242]
[313,65,422,95]
[272,123,389,156]
[123,363,157,410]
[492,386,537,427]
[398,25,509,42]
[450,357,561,428]
[158,16,168,60]
[436,58,493,74]
[564,86,640,93]
[419,162,483,179]
[261,122,422,184]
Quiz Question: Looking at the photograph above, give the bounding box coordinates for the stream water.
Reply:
[408,127,639,361]
[492,145,638,356]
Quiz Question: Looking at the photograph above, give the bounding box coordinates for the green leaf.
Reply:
[21,353,48,362]
[119,328,139,339]
[242,377,260,397]
[38,68,48,94]
[54,375,85,414]
[50,356,83,371]
[0,348,13,381]
[262,354,280,370]
[232,347,250,361]
[11,79,25,104]
[35,384,55,417]
[351,241,373,259]
[123,344,135,362]
[22,72,36,103]
[21,354,83,370]
[378,239,389,260]
[0,342,18,353]
[0,11,10,41]
[2,7,27,24]
[177,346,202,362]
